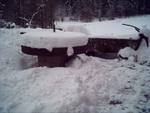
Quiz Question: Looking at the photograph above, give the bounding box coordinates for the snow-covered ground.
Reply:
[57,15,150,39]
[0,15,150,113]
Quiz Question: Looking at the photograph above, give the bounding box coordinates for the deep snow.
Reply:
[21,28,88,56]
[21,28,88,50]
[0,15,150,113]
[57,15,150,39]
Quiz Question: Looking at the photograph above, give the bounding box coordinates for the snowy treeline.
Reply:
[0,0,56,28]
[0,0,150,27]
[56,0,150,21]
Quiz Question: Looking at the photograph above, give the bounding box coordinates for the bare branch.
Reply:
[122,23,140,32]
[19,17,29,22]
[28,4,45,28]
[28,11,40,27]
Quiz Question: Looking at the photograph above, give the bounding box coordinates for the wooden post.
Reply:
[38,55,68,67]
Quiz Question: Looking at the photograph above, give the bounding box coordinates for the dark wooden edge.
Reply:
[21,45,87,56]
[21,38,140,57]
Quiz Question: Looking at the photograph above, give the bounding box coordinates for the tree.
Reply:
[31,0,56,28]
[0,1,5,19]
[2,0,17,22]
[1,0,150,25]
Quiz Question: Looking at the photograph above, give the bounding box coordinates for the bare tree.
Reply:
[28,4,45,27]
[18,0,56,29]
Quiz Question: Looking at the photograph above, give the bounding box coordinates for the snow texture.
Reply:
[21,28,88,52]
[67,46,74,56]
[118,47,137,58]
[0,15,150,113]
[57,15,150,39]
[64,25,90,35]
[118,25,150,62]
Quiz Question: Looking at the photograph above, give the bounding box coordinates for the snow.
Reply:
[118,47,137,58]
[64,25,90,35]
[67,46,74,56]
[0,15,150,113]
[21,28,88,52]
[140,25,150,38]
[117,24,150,62]
[57,15,150,39]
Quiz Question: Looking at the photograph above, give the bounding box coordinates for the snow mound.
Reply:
[118,47,137,58]
[67,47,74,56]
[140,25,150,40]
[118,25,150,63]
[21,28,88,52]
[1,15,150,113]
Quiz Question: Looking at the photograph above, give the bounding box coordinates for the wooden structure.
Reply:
[21,37,140,67]
[86,38,139,58]
[21,23,149,67]
[88,38,138,52]
[21,45,87,67]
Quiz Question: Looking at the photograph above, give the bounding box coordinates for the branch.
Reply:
[28,11,40,27]
[107,0,112,8]
[122,23,140,32]
[28,4,45,28]
[19,17,29,22]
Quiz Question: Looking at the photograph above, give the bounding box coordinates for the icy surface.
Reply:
[0,15,150,113]
[21,28,88,51]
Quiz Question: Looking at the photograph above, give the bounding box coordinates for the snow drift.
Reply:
[0,15,150,113]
